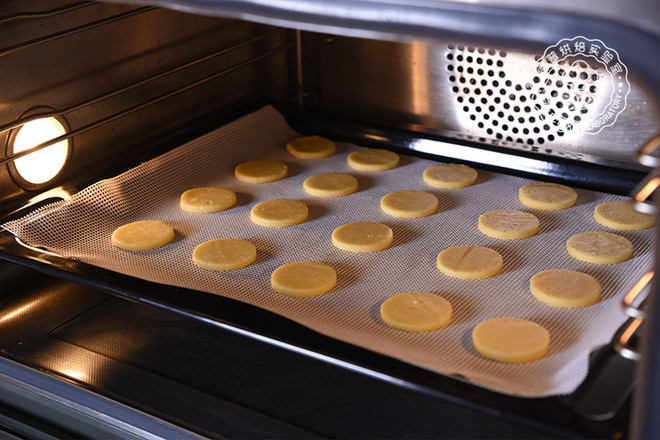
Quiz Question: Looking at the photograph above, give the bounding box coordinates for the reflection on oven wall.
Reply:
[303,33,658,168]
[0,2,294,215]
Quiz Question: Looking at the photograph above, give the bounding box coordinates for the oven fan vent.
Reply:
[447,45,602,155]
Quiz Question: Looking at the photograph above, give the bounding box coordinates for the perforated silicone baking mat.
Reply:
[2,106,653,397]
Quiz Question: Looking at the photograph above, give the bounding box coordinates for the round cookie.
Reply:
[437,245,503,279]
[303,173,358,197]
[423,163,478,189]
[594,201,654,230]
[250,199,308,228]
[380,190,438,218]
[347,149,399,171]
[234,160,287,184]
[530,269,601,308]
[566,231,633,264]
[332,222,393,253]
[380,292,452,332]
[478,209,540,239]
[111,220,174,251]
[192,238,256,271]
[519,182,577,210]
[472,317,550,363]
[180,187,237,213]
[271,261,337,298]
[286,136,336,159]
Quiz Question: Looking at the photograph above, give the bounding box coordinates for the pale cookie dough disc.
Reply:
[271,261,337,298]
[594,201,654,230]
[473,317,550,363]
[519,182,577,210]
[380,292,452,332]
[347,149,399,171]
[423,163,478,189]
[437,245,503,279]
[180,187,237,213]
[111,220,174,251]
[303,173,358,198]
[192,238,256,271]
[478,209,540,239]
[332,222,393,253]
[286,136,336,159]
[566,231,633,264]
[380,190,439,218]
[530,269,601,308]
[234,160,287,184]
[250,199,308,228]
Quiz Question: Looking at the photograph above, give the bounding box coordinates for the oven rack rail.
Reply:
[0,5,156,59]
[0,8,294,168]
[0,1,94,24]
[614,136,660,363]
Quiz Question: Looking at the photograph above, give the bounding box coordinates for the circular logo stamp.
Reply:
[538,36,630,135]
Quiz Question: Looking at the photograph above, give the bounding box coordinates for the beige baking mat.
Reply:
[2,106,653,397]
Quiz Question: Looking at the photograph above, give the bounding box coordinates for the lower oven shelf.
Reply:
[0,260,632,438]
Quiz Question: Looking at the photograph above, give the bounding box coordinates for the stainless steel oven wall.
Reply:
[301,33,659,171]
[0,1,293,213]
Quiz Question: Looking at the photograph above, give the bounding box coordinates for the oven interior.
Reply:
[0,1,658,438]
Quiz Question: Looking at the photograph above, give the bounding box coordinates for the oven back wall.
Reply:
[0,1,292,212]
[301,32,658,170]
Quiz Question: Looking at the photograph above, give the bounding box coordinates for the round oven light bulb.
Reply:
[12,117,69,185]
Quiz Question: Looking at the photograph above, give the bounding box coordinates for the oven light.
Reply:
[11,117,69,185]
